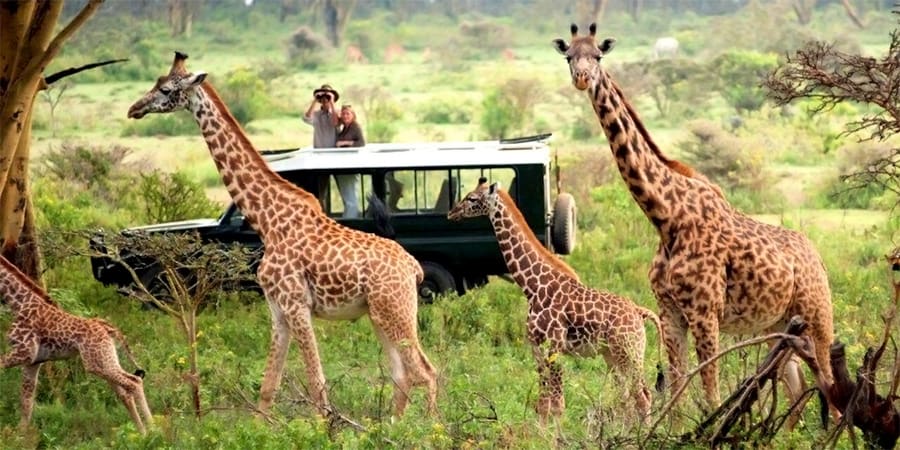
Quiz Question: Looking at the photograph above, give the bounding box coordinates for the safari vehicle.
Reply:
[90,134,576,300]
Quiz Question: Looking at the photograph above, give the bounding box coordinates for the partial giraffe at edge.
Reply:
[0,256,152,434]
[448,177,664,424]
[553,23,837,422]
[126,52,437,419]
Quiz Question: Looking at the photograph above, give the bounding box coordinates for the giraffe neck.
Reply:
[0,256,55,314]
[590,71,684,228]
[488,191,579,299]
[189,82,320,235]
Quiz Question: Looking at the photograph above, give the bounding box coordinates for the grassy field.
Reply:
[4,3,900,449]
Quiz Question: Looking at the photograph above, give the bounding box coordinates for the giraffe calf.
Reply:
[0,257,152,434]
[449,179,663,423]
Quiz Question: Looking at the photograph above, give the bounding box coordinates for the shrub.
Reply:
[344,85,403,143]
[615,59,715,120]
[287,26,329,69]
[416,99,472,124]
[120,111,197,137]
[480,79,544,139]
[812,142,895,210]
[139,170,223,223]
[711,50,779,114]
[219,68,272,125]
[677,120,775,211]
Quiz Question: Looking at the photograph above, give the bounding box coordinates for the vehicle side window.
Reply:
[324,173,372,219]
[386,170,455,215]
[453,168,518,203]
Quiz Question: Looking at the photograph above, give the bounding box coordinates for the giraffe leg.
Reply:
[368,296,437,417]
[531,343,564,425]
[607,325,652,422]
[282,303,330,416]
[109,380,146,434]
[781,353,806,430]
[688,316,721,409]
[82,341,148,434]
[657,304,689,397]
[257,299,293,415]
[130,374,153,428]
[18,363,41,429]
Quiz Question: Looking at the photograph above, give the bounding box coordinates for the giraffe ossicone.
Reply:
[449,178,663,423]
[553,24,836,421]
[127,51,437,418]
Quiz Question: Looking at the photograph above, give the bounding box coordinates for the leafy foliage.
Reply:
[120,111,198,137]
[711,50,779,114]
[139,170,222,224]
[480,79,543,139]
[218,69,273,125]
[287,26,330,69]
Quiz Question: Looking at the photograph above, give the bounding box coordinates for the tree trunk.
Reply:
[0,0,103,280]
[841,0,865,29]
[792,0,815,25]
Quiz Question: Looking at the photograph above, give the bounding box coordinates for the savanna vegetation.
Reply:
[1,0,900,448]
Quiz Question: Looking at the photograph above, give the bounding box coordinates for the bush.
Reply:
[812,142,896,210]
[219,68,272,125]
[120,111,197,137]
[615,59,715,120]
[287,26,330,69]
[480,79,543,139]
[139,170,223,223]
[416,99,471,124]
[711,50,779,114]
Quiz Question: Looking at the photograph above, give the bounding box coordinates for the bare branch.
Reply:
[44,58,128,85]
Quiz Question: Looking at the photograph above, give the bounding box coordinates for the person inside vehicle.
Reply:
[303,84,340,148]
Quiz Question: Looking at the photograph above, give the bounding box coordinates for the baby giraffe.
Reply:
[0,256,152,434]
[448,178,662,423]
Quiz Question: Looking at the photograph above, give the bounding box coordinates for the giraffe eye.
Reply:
[159,87,171,95]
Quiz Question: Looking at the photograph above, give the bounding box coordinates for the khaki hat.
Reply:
[312,84,339,102]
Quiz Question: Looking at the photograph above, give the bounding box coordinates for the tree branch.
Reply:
[44,58,128,86]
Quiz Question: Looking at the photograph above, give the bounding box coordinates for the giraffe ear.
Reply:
[489,182,500,194]
[599,37,616,54]
[187,72,207,87]
[552,39,569,55]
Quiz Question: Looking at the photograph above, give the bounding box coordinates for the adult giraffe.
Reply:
[127,52,437,418]
[553,24,835,412]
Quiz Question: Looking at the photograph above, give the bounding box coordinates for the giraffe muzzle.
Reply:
[573,74,590,91]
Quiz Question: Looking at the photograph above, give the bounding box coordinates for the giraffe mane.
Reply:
[609,79,725,199]
[0,255,57,307]
[198,82,324,209]
[496,190,580,281]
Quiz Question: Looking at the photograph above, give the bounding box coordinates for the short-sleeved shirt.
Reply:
[303,109,337,148]
[337,121,366,147]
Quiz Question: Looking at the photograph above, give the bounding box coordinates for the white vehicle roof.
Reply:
[265,137,551,172]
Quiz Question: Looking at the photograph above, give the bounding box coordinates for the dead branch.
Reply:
[44,58,128,86]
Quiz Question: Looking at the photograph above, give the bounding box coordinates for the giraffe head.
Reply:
[447,177,498,221]
[552,23,616,91]
[127,51,207,119]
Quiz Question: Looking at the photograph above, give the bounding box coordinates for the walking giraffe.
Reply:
[126,52,437,417]
[0,256,152,433]
[448,178,663,423]
[552,24,835,412]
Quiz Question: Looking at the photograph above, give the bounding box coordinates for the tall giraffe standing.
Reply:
[127,52,437,417]
[0,256,152,433]
[553,24,835,410]
[448,178,662,423]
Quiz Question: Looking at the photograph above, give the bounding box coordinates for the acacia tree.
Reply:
[0,0,103,282]
[763,9,900,207]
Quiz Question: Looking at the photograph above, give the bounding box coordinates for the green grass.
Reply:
[8,4,900,448]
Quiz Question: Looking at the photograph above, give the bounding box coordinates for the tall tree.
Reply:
[0,0,103,282]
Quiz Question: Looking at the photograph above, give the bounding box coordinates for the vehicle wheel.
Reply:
[551,193,577,255]
[418,261,456,303]
[137,268,172,310]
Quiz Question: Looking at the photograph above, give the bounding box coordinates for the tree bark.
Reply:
[792,0,815,25]
[0,0,103,280]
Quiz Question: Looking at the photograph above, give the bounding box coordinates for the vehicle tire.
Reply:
[418,261,456,303]
[551,193,577,255]
[137,268,172,310]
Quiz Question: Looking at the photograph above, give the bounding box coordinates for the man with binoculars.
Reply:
[303,84,341,148]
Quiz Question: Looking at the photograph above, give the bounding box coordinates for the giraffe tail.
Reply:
[97,319,146,378]
[366,193,396,239]
[637,306,666,393]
